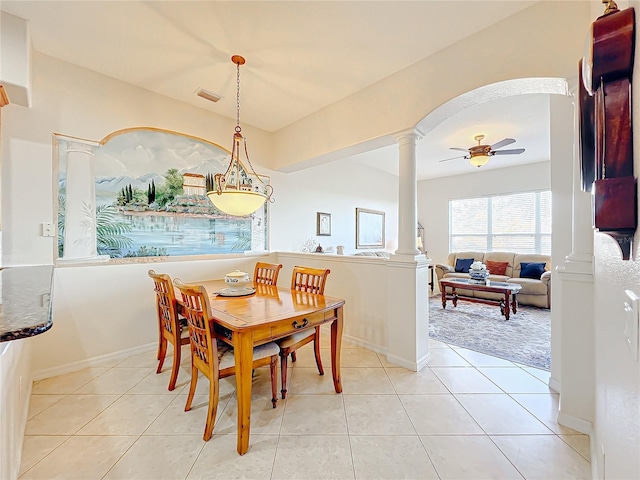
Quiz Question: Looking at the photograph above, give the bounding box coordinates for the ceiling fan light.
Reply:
[469,154,490,168]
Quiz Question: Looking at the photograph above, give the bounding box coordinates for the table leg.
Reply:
[234,331,254,455]
[452,288,458,308]
[441,286,447,309]
[511,294,518,314]
[503,292,511,320]
[331,306,343,393]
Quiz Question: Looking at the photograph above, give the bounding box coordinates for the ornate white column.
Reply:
[386,128,430,371]
[395,129,422,256]
[57,136,109,263]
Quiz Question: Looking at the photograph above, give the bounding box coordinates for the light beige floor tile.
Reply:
[560,434,591,461]
[187,434,278,479]
[421,435,524,479]
[428,338,451,349]
[492,434,592,479]
[126,369,188,395]
[431,367,502,393]
[18,436,68,476]
[31,368,109,394]
[280,394,347,434]
[289,367,344,395]
[272,435,354,479]
[340,347,383,367]
[103,434,204,480]
[25,395,119,435]
[400,394,484,435]
[427,349,471,367]
[145,392,232,435]
[350,435,438,479]
[455,394,553,434]
[27,395,65,419]
[286,344,332,369]
[20,435,137,480]
[454,348,518,367]
[344,394,416,435]
[214,394,285,435]
[386,366,449,394]
[510,393,580,434]
[77,394,174,435]
[114,350,160,368]
[522,366,551,384]
[478,367,552,393]
[341,367,395,394]
[73,368,150,395]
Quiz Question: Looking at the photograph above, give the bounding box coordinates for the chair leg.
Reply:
[280,352,288,399]
[270,355,278,408]
[167,340,181,391]
[156,336,167,374]
[203,375,219,441]
[313,328,324,376]
[184,363,198,412]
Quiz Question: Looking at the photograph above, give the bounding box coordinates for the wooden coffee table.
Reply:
[439,278,522,320]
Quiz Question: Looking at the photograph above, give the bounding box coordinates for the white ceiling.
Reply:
[1,0,550,179]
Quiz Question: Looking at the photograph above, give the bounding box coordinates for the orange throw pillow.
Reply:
[486,260,509,276]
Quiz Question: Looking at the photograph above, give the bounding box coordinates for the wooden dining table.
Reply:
[174,279,345,455]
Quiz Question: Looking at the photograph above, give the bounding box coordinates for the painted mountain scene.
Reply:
[57,129,268,259]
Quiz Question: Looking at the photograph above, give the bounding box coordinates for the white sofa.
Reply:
[435,251,551,308]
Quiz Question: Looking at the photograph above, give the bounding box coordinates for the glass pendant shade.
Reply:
[469,154,490,167]
[206,55,273,217]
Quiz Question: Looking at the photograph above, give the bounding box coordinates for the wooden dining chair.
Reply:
[174,279,279,441]
[277,266,330,399]
[148,270,190,391]
[254,262,283,286]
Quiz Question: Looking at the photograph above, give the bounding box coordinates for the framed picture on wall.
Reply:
[356,208,385,249]
[317,212,331,236]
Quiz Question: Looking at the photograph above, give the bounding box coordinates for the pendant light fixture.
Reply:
[207,55,273,216]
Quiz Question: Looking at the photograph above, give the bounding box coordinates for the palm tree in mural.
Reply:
[231,221,252,251]
[58,195,133,258]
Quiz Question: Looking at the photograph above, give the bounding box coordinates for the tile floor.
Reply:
[20,332,591,479]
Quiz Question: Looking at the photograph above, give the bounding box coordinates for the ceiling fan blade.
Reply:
[492,148,525,155]
[438,155,468,163]
[449,147,469,152]
[491,138,516,150]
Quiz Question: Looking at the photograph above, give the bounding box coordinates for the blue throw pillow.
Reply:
[520,262,546,280]
[454,258,474,273]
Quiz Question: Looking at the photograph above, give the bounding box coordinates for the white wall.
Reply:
[418,161,551,270]
[590,2,640,477]
[269,159,398,255]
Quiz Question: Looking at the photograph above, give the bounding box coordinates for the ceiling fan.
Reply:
[439,134,525,168]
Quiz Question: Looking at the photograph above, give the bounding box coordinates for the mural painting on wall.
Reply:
[57,128,268,259]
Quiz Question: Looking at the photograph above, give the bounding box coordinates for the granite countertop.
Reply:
[0,265,54,342]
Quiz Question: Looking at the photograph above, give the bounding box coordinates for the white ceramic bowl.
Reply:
[224,270,251,290]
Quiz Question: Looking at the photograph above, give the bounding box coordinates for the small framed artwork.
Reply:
[317,212,331,236]
[356,208,385,249]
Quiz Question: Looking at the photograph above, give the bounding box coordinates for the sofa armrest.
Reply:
[540,271,551,285]
[435,264,454,281]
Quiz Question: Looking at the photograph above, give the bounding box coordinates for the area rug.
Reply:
[428,296,551,371]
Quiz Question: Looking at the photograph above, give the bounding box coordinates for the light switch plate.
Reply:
[41,222,55,237]
[623,290,639,361]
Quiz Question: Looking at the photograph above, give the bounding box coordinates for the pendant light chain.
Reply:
[235,60,241,133]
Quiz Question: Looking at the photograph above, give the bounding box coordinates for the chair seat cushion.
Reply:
[277,329,315,349]
[218,340,279,370]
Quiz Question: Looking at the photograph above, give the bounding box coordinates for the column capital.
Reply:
[393,127,425,143]
[55,134,99,155]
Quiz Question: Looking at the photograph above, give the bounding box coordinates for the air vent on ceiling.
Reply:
[195,88,223,103]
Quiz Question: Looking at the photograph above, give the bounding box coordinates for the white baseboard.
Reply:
[557,410,592,435]
[342,334,385,355]
[32,342,157,381]
[385,352,430,371]
[549,376,561,393]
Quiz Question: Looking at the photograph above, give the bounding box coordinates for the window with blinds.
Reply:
[449,191,551,254]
